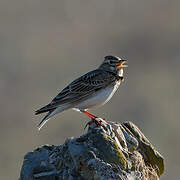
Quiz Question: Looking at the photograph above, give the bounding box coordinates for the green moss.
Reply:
[101,133,127,169]
[131,165,136,171]
[129,144,137,152]
[110,140,127,169]
[123,121,164,176]
[145,145,164,176]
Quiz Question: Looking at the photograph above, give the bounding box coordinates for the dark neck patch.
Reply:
[103,69,123,81]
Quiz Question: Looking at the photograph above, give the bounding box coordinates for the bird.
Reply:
[35,55,128,130]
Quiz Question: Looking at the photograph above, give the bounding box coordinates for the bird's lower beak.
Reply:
[116,60,128,69]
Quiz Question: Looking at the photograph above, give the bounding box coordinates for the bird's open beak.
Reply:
[116,60,128,69]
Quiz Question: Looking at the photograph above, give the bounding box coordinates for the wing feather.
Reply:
[37,69,116,113]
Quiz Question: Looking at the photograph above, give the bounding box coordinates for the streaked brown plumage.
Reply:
[35,55,128,130]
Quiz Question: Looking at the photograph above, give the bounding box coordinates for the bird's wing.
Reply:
[35,69,116,114]
[52,69,116,105]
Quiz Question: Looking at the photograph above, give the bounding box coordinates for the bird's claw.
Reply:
[84,117,107,131]
[84,120,93,130]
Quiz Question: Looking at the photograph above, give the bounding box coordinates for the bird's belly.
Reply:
[74,82,120,110]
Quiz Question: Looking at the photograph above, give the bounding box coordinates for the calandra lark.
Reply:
[35,55,128,130]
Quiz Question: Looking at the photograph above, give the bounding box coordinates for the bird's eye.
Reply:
[109,60,115,65]
[109,60,113,64]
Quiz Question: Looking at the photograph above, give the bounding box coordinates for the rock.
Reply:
[19,119,164,180]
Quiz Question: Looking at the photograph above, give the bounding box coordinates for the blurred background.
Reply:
[0,0,179,179]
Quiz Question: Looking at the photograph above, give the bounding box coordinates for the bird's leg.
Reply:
[81,110,97,119]
[80,110,107,130]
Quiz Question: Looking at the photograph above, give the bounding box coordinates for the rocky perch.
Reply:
[19,119,164,180]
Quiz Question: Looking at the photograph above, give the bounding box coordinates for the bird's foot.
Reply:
[83,116,107,131]
[81,110,107,130]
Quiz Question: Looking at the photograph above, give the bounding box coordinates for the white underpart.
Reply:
[73,81,121,110]
[73,69,124,110]
[118,68,123,77]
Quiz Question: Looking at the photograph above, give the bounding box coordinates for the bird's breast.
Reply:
[74,81,121,110]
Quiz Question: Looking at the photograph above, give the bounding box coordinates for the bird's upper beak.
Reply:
[116,60,128,69]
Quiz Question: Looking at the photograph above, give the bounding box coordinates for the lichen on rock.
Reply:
[19,119,164,180]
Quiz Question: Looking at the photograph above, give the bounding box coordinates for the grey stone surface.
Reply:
[19,119,164,180]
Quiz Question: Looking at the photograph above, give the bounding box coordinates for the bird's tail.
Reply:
[35,103,55,115]
[37,110,54,130]
[37,105,70,130]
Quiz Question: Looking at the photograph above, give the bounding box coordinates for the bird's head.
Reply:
[99,55,128,76]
